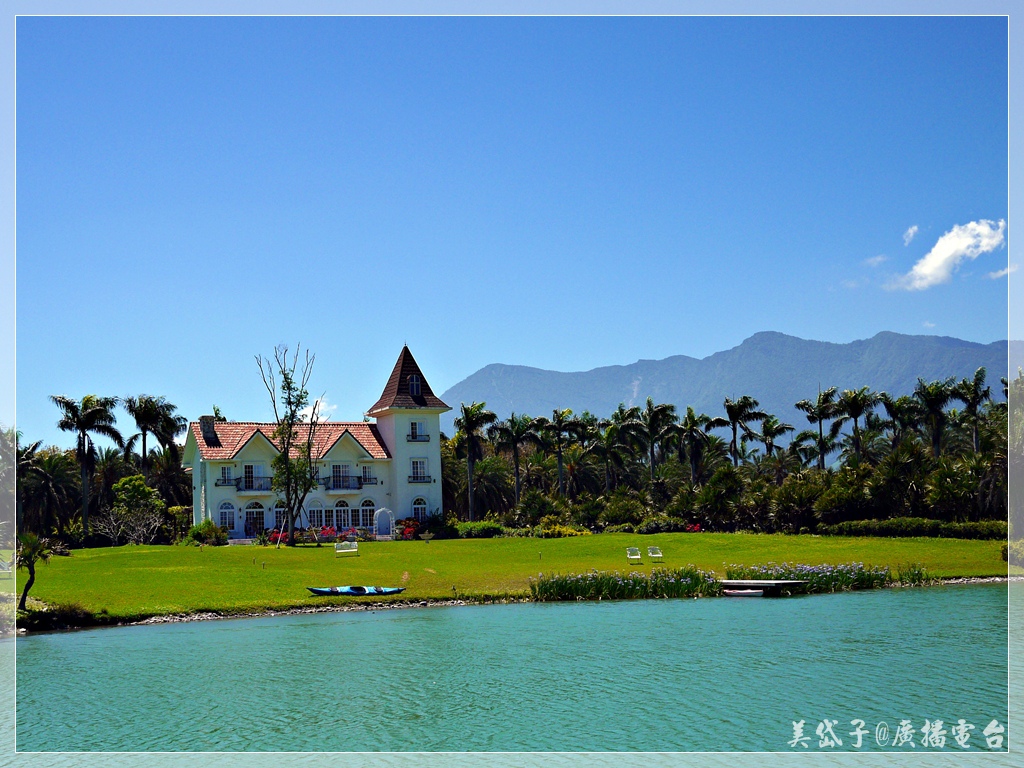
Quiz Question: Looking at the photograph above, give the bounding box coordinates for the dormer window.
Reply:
[408,375,421,396]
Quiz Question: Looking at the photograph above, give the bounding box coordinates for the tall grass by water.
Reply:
[724,561,932,592]
[531,560,934,601]
[529,566,722,601]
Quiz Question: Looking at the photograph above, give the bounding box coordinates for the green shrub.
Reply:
[534,523,590,539]
[165,506,193,544]
[725,562,891,592]
[419,513,458,540]
[1008,540,1024,567]
[603,523,636,534]
[500,527,534,538]
[636,516,690,535]
[185,519,228,546]
[599,492,646,528]
[530,566,721,601]
[819,517,1007,540]
[456,520,505,539]
[516,489,559,528]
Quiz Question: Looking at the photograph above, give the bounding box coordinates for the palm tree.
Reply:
[584,420,637,493]
[746,414,795,459]
[914,377,956,457]
[487,413,542,507]
[835,387,881,462]
[795,386,840,470]
[51,395,124,538]
[536,408,582,496]
[453,402,497,521]
[675,407,727,485]
[877,393,923,451]
[953,367,991,453]
[632,398,678,480]
[722,396,767,467]
[16,532,53,610]
[124,395,188,477]
[20,448,79,537]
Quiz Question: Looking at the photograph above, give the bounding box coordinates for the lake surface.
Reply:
[15,583,1009,752]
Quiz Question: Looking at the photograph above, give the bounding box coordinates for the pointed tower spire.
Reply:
[367,346,450,415]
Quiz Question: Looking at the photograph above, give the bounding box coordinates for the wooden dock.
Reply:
[719,579,807,597]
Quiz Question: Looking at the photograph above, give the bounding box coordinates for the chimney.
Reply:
[199,415,218,444]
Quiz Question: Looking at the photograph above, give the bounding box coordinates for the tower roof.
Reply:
[367,346,450,415]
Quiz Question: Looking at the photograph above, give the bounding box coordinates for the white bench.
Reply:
[335,541,359,557]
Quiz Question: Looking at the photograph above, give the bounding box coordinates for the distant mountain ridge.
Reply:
[440,332,1011,437]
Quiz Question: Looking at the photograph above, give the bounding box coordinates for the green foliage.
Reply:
[530,566,721,601]
[252,530,271,546]
[165,506,193,544]
[599,489,646,528]
[724,562,891,592]
[185,519,228,546]
[456,520,505,539]
[515,488,559,528]
[894,562,933,585]
[819,517,1007,540]
[603,523,636,534]
[533,523,591,538]
[1006,540,1024,566]
[635,517,691,535]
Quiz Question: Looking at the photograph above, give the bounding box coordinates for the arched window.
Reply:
[335,500,350,529]
[245,502,265,533]
[273,503,287,529]
[412,497,427,522]
[408,374,421,397]
[219,501,235,529]
[307,500,324,528]
[360,499,376,528]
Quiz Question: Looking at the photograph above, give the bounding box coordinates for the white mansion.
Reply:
[181,347,450,537]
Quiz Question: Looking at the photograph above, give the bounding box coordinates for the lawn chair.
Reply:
[647,546,664,563]
[0,557,11,579]
[626,547,642,565]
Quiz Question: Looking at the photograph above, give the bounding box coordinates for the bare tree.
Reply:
[256,345,324,547]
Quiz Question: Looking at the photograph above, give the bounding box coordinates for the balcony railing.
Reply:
[360,477,378,485]
[236,476,273,492]
[215,478,236,487]
[320,476,363,491]
[406,434,431,442]
[408,475,432,483]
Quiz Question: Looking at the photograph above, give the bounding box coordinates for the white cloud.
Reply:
[887,219,1006,291]
[864,254,887,267]
[988,263,1018,280]
[922,321,936,328]
[903,225,919,246]
[841,279,863,290]
[300,395,338,421]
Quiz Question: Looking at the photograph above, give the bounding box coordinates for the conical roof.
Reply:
[367,346,450,414]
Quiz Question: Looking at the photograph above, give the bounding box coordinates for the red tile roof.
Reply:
[189,421,391,461]
[367,346,450,414]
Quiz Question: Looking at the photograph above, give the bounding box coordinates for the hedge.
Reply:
[819,518,1007,540]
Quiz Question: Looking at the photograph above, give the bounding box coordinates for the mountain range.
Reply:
[439,332,1013,437]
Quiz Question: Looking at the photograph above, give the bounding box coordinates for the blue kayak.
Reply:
[307,586,406,597]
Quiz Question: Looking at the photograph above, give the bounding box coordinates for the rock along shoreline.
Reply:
[9,575,1019,635]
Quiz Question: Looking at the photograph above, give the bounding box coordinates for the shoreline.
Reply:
[10,574,1019,635]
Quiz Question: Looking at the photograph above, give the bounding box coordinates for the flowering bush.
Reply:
[724,562,891,592]
[530,566,721,601]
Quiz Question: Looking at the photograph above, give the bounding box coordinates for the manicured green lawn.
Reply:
[16,533,1008,622]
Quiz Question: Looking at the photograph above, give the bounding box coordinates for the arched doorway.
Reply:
[373,507,395,539]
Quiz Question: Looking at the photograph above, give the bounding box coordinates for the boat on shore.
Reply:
[307,586,406,597]
[723,589,764,597]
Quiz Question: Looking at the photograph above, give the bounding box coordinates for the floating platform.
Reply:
[719,579,807,597]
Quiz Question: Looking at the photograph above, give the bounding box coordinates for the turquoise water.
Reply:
[15,583,1008,752]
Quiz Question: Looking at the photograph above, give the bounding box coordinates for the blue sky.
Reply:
[14,15,1009,448]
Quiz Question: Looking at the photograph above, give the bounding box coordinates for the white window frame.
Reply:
[335,501,350,528]
[219,502,235,528]
[412,498,427,522]
[411,458,428,481]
